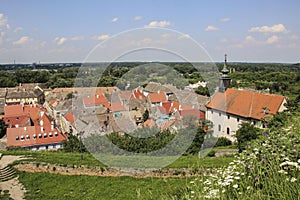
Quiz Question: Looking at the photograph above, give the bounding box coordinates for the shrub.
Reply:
[236,122,260,152]
[207,150,216,157]
[215,137,232,147]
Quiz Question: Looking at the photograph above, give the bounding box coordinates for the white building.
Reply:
[206,55,287,141]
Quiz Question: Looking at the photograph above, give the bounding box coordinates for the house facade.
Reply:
[206,55,287,141]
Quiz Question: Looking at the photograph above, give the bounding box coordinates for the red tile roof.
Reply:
[5,104,66,148]
[83,93,109,108]
[64,112,75,124]
[206,88,285,120]
[179,109,205,119]
[132,89,146,100]
[4,104,24,117]
[110,102,126,112]
[148,92,167,103]
[6,126,66,147]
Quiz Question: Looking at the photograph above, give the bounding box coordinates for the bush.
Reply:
[207,150,216,157]
[236,122,260,152]
[215,137,232,147]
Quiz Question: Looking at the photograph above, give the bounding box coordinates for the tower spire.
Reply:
[221,54,229,75]
[219,53,231,92]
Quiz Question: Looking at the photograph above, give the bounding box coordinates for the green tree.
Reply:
[236,122,260,152]
[142,109,149,122]
[62,134,86,153]
[186,126,205,155]
[0,119,7,138]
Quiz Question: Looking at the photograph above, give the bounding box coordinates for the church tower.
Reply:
[219,54,231,92]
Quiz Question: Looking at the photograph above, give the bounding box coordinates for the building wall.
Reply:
[206,108,249,141]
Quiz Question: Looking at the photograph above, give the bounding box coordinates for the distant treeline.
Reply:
[0,62,299,98]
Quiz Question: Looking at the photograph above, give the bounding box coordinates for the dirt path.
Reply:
[14,162,209,178]
[0,155,27,200]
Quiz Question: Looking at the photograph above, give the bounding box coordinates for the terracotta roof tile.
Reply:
[148,92,167,103]
[64,112,75,124]
[110,102,126,112]
[83,93,109,108]
[206,88,285,120]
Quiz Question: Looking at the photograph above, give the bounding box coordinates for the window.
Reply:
[219,112,221,117]
[38,134,42,138]
[227,115,230,119]
[218,124,221,132]
[237,118,240,122]
[211,110,213,114]
[253,121,256,126]
[227,127,230,135]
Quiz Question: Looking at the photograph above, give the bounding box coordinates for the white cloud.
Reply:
[54,37,67,45]
[0,13,10,29]
[266,35,279,44]
[111,17,118,22]
[205,26,219,31]
[221,18,231,22]
[245,35,256,43]
[145,20,171,28]
[70,36,84,41]
[13,36,31,45]
[178,34,190,40]
[249,24,288,33]
[0,31,5,44]
[14,27,23,33]
[92,34,110,41]
[220,38,228,43]
[134,16,142,21]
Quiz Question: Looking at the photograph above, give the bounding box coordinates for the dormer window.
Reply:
[26,135,30,140]
[16,136,19,140]
[54,132,58,137]
[49,132,53,137]
[38,134,42,138]
[44,133,47,138]
[33,134,36,139]
[20,135,24,141]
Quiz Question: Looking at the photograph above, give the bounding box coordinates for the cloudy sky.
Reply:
[0,0,299,63]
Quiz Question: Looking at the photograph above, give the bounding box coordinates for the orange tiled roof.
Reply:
[110,102,126,112]
[132,89,146,100]
[4,104,24,117]
[148,92,167,103]
[64,112,75,124]
[143,119,156,128]
[6,107,66,147]
[83,93,109,108]
[179,109,205,119]
[206,88,285,120]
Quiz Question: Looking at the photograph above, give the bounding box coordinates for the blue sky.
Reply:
[0,0,299,63]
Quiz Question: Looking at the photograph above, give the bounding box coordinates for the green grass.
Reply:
[1,150,234,169]
[166,155,234,168]
[18,171,190,200]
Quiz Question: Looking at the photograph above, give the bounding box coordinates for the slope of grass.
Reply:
[18,171,189,200]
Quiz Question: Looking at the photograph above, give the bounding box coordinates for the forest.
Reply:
[0,62,299,100]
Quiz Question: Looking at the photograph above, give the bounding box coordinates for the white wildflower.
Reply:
[291,177,297,183]
[233,184,238,188]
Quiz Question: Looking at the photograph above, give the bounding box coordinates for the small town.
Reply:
[0,1,300,200]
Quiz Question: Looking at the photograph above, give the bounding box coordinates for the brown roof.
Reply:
[148,92,167,103]
[144,82,173,93]
[206,88,285,120]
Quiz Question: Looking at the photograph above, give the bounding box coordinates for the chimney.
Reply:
[96,94,99,98]
[40,120,44,126]
[179,104,182,111]
[24,127,27,131]
[41,126,44,132]
[15,124,19,128]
